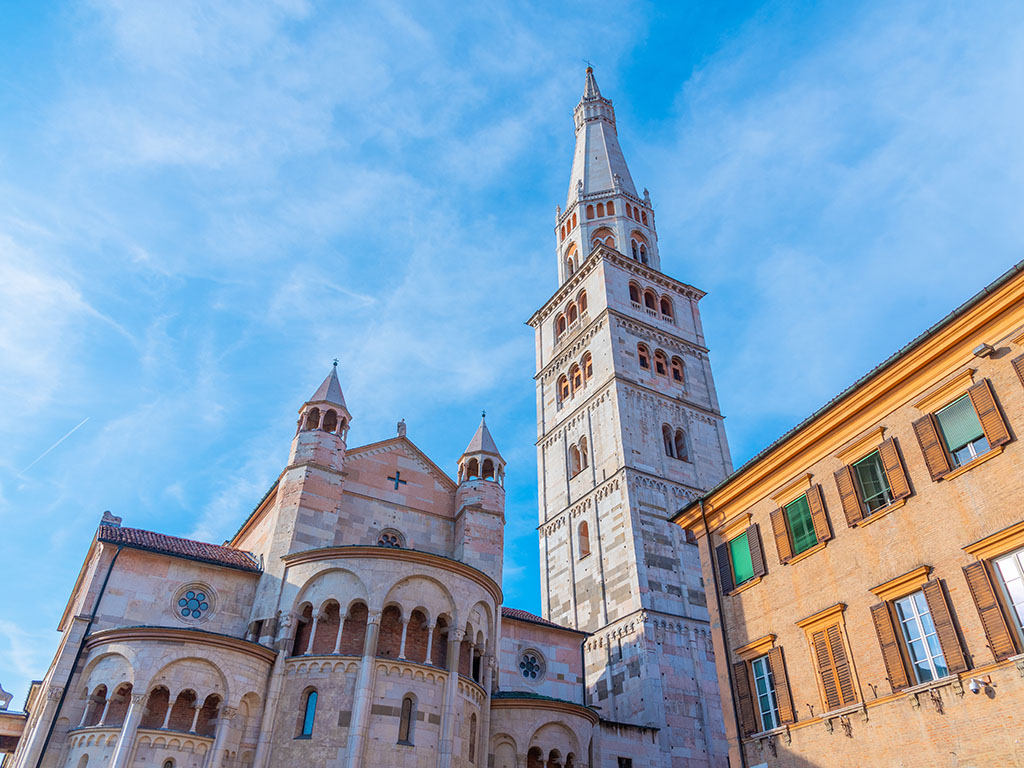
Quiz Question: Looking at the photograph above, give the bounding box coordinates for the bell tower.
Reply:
[529,69,732,766]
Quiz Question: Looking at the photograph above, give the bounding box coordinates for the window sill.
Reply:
[856,498,907,528]
[578,552,592,562]
[819,701,867,731]
[727,576,763,597]
[745,724,791,746]
[784,541,827,566]
[903,674,963,709]
[943,445,1004,481]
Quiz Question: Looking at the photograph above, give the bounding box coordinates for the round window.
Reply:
[173,584,215,623]
[377,531,402,548]
[519,650,545,681]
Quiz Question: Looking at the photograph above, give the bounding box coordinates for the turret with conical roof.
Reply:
[556,66,660,283]
[289,362,351,468]
[454,413,505,583]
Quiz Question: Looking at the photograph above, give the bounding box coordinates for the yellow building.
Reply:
[674,261,1024,768]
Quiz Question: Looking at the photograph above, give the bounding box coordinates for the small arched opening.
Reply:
[140,686,170,730]
[291,604,314,657]
[322,409,338,433]
[596,202,605,217]
[570,363,582,393]
[167,689,198,733]
[586,205,594,219]
[660,297,674,319]
[643,290,657,310]
[581,352,592,382]
[557,375,570,405]
[398,694,416,745]
[377,605,404,659]
[628,282,641,304]
[304,408,320,431]
[579,436,588,469]
[606,201,615,215]
[299,688,317,738]
[663,424,675,458]
[578,521,590,558]
[637,344,650,370]
[671,356,685,383]
[340,602,368,656]
[569,445,581,477]
[654,350,667,376]
[482,459,495,480]
[674,429,690,462]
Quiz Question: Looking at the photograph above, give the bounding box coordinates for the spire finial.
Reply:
[481,410,486,420]
[333,358,338,367]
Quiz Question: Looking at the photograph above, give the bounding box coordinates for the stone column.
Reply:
[333,613,347,655]
[305,611,320,655]
[97,695,112,727]
[188,702,202,733]
[424,622,436,665]
[343,610,382,768]
[108,693,146,768]
[161,699,173,730]
[252,651,286,768]
[398,617,410,660]
[436,629,465,768]
[14,685,62,768]
[476,655,495,768]
[204,706,237,768]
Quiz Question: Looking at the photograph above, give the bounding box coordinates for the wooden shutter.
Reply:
[806,484,832,543]
[967,379,1011,448]
[769,507,793,564]
[870,602,910,692]
[812,629,840,710]
[732,660,758,736]
[833,465,864,527]
[912,414,953,480]
[747,524,767,579]
[878,438,911,500]
[921,579,969,674]
[715,542,735,594]
[963,562,1018,661]
[827,624,858,705]
[767,646,795,725]
[1012,354,1024,388]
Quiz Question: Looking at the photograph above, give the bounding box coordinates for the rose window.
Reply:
[519,652,544,680]
[377,533,401,548]
[178,590,209,619]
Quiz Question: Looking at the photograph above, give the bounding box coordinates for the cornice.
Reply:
[282,546,503,606]
[84,627,276,665]
[608,312,709,356]
[675,265,1024,531]
[489,695,600,725]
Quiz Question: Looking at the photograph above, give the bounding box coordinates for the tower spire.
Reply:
[554,67,660,283]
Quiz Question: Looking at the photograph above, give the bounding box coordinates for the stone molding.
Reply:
[489,695,600,725]
[282,546,503,606]
[611,313,708,358]
[84,627,276,665]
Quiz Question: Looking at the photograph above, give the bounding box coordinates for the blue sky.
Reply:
[2,0,1023,704]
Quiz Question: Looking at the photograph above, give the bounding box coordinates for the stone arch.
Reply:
[529,721,580,763]
[322,409,338,433]
[82,652,134,695]
[147,657,229,707]
[381,575,457,629]
[492,735,518,768]
[304,407,320,430]
[292,567,369,619]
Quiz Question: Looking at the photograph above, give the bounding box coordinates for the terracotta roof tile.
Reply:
[98,524,261,573]
[501,607,588,635]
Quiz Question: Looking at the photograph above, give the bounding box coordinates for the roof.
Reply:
[98,524,261,573]
[568,68,638,204]
[309,363,347,409]
[673,259,1024,524]
[491,691,583,706]
[463,414,503,460]
[501,606,589,635]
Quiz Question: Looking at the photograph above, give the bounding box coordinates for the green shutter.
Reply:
[784,495,817,554]
[936,395,985,452]
[730,532,755,585]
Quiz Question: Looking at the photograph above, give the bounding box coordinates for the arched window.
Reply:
[469,713,478,763]
[641,211,648,225]
[300,690,317,737]
[558,375,570,403]
[571,212,577,228]
[78,757,90,768]
[304,407,320,430]
[632,205,639,220]
[556,314,567,336]
[639,244,648,264]
[631,239,639,260]
[582,352,592,381]
[560,225,565,241]
[606,201,615,215]
[644,290,657,310]
[663,424,675,458]
[579,437,588,469]
[674,429,689,462]
[568,303,578,325]
[604,235,615,247]
[586,204,594,219]
[566,258,575,276]
[629,283,641,304]
[577,290,587,314]
[578,521,591,557]
[654,350,668,376]
[161,761,173,768]
[596,203,605,217]
[322,409,338,433]
[660,297,673,319]
[569,445,581,477]
[570,364,582,392]
[671,357,684,383]
[637,344,650,370]
[398,695,415,744]
[482,459,495,480]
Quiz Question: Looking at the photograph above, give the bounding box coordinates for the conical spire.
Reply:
[463,411,502,460]
[583,66,601,99]
[309,361,347,408]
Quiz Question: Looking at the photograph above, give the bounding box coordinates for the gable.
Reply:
[342,437,457,518]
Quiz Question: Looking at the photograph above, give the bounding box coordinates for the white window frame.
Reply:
[750,654,780,732]
[893,591,947,683]
[994,546,1024,641]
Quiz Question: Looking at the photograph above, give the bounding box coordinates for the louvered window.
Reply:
[784,495,817,555]
[994,547,1024,640]
[730,532,755,585]
[853,451,893,512]
[936,395,989,467]
[894,591,948,683]
[750,655,780,731]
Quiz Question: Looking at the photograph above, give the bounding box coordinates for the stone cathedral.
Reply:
[4,69,730,768]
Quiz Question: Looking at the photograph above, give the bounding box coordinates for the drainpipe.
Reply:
[32,543,124,768]
[700,499,746,768]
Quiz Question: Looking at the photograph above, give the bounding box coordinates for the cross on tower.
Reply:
[387,471,408,490]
